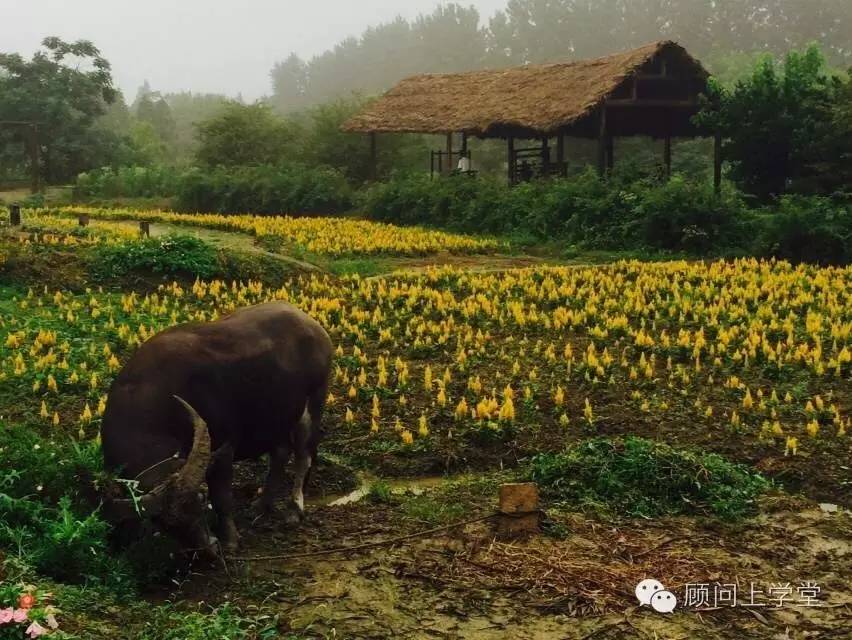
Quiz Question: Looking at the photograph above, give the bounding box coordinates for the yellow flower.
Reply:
[345,408,354,424]
[418,414,429,437]
[806,419,819,438]
[40,401,49,419]
[785,436,798,456]
[370,417,379,433]
[401,429,414,445]
[52,412,60,427]
[553,386,564,407]
[583,398,594,424]
[455,397,468,420]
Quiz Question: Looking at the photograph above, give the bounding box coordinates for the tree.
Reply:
[0,37,118,182]
[298,96,429,183]
[270,53,309,113]
[698,46,844,199]
[194,102,298,167]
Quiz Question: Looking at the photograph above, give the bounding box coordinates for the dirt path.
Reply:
[166,467,852,640]
[146,222,326,272]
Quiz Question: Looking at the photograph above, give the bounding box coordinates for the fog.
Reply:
[0,0,507,100]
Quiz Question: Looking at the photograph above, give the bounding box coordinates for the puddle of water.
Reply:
[313,474,453,507]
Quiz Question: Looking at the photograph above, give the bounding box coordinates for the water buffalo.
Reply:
[101,301,333,553]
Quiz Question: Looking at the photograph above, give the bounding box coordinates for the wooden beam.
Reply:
[446,132,453,174]
[597,108,607,177]
[507,136,515,185]
[556,133,565,168]
[605,98,698,108]
[714,132,722,193]
[461,132,468,155]
[663,135,672,178]
[368,132,377,181]
[541,137,550,174]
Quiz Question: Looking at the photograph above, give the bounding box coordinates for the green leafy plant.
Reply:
[89,234,219,279]
[529,437,770,519]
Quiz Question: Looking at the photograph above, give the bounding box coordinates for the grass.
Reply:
[529,437,771,519]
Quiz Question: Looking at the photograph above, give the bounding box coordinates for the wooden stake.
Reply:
[446,132,453,174]
[9,204,21,226]
[497,483,540,538]
[139,221,150,238]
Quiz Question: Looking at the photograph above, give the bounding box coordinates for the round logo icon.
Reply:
[650,589,678,613]
[635,579,665,606]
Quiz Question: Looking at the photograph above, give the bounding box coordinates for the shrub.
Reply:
[89,234,219,280]
[758,194,852,264]
[75,163,354,215]
[0,425,132,590]
[176,164,353,215]
[362,171,753,254]
[528,437,769,519]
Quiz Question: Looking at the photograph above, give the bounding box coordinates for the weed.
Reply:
[529,437,770,520]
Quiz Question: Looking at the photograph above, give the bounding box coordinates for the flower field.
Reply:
[29,206,503,256]
[2,256,849,497]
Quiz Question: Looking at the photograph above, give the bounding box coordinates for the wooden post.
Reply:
[139,221,150,238]
[541,137,550,175]
[663,135,672,178]
[605,134,614,172]
[461,132,468,156]
[597,107,607,176]
[78,214,90,227]
[30,124,40,194]
[9,204,21,226]
[368,132,378,182]
[507,136,515,185]
[497,483,540,538]
[556,133,565,173]
[713,132,722,193]
[446,132,453,174]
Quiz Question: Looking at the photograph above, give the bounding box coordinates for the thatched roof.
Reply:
[343,41,709,138]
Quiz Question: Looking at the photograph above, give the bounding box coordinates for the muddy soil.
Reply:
[163,468,851,640]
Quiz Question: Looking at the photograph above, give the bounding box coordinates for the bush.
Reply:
[0,425,132,589]
[529,437,769,519]
[362,171,753,254]
[758,194,852,264]
[75,165,180,199]
[176,163,353,215]
[89,234,219,280]
[75,163,354,215]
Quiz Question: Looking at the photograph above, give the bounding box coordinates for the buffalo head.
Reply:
[105,395,217,555]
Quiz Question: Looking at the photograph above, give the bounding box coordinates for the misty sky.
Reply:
[1,0,507,101]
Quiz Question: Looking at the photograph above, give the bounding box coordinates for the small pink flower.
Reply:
[12,608,28,623]
[26,621,47,638]
[0,607,14,624]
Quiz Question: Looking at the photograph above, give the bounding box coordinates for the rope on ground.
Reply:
[225,512,498,563]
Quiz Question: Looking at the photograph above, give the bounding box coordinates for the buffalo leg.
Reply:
[255,444,290,515]
[206,443,240,551]
[291,453,312,514]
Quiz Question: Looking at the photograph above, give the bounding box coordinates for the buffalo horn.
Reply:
[172,395,212,491]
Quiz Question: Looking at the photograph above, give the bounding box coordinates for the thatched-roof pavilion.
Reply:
[343,41,720,187]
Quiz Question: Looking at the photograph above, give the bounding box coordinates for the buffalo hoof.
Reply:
[283,507,304,527]
[253,496,277,517]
